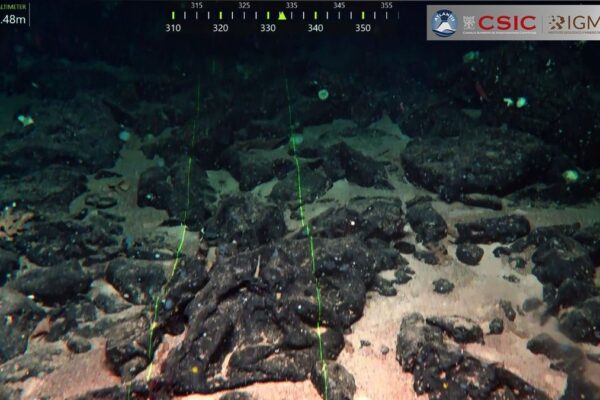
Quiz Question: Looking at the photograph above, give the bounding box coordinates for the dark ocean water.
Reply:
[0,1,599,399]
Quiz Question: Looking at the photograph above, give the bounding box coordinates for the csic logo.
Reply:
[463,16,476,30]
[431,9,457,37]
[478,15,536,30]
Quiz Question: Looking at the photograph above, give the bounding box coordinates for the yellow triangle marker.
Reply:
[278,11,286,21]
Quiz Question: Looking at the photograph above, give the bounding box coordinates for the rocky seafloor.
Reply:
[1,42,600,400]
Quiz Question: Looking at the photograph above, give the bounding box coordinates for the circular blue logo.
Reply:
[431,9,457,37]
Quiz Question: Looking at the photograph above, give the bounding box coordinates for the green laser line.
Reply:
[285,77,329,400]
[144,81,202,383]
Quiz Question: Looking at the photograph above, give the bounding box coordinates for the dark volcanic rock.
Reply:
[489,318,504,335]
[12,261,92,305]
[218,392,254,400]
[67,336,92,353]
[0,248,18,285]
[414,249,439,265]
[308,207,365,238]
[406,200,447,243]
[206,194,286,248]
[373,275,397,297]
[222,147,292,191]
[440,45,600,172]
[92,291,131,314]
[394,265,415,285]
[43,301,95,339]
[499,300,516,322]
[543,284,558,304]
[0,166,87,212]
[270,168,331,206]
[308,200,405,241]
[0,345,64,385]
[0,386,19,399]
[137,166,171,209]
[0,94,121,176]
[587,352,600,365]
[559,296,600,344]
[509,256,526,269]
[323,142,391,189]
[522,297,543,313]
[532,235,595,288]
[360,199,405,240]
[122,234,176,261]
[0,288,46,362]
[401,131,551,201]
[311,361,356,400]
[573,222,600,265]
[562,375,600,400]
[460,194,503,210]
[162,236,393,394]
[158,257,209,332]
[503,274,520,283]
[84,193,117,209]
[219,392,254,400]
[426,315,484,344]
[394,241,415,254]
[508,169,595,204]
[105,311,158,380]
[456,215,530,244]
[510,167,600,205]
[510,223,581,253]
[527,333,585,373]
[456,243,484,265]
[396,313,444,372]
[106,258,168,305]
[545,278,598,316]
[137,159,215,228]
[13,218,120,266]
[396,312,551,399]
[245,119,289,140]
[169,157,216,225]
[433,278,454,294]
[492,246,511,257]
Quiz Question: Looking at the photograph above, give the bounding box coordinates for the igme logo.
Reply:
[549,15,566,30]
[549,15,600,31]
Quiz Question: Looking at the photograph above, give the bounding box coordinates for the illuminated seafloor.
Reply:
[1,6,600,399]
